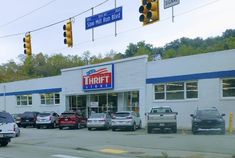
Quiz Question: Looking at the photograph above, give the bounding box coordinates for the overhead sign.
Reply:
[85,6,122,30]
[164,0,180,9]
[82,64,114,91]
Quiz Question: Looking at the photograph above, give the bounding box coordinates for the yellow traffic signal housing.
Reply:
[23,33,32,56]
[63,21,73,47]
[139,0,160,25]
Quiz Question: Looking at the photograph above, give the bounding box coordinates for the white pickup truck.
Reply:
[146,106,178,133]
[0,111,17,146]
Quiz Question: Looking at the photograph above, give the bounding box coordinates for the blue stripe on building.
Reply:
[0,88,62,96]
[146,70,235,84]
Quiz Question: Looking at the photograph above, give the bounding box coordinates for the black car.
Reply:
[190,107,225,134]
[21,112,39,128]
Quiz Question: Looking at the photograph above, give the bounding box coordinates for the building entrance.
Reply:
[89,93,117,114]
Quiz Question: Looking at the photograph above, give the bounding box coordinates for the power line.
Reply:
[0,0,110,38]
[45,0,222,53]
[0,0,57,28]
[0,0,221,40]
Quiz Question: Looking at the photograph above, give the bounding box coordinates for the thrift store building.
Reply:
[0,49,235,128]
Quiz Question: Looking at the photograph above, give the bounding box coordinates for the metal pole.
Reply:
[3,85,6,111]
[92,8,94,42]
[172,6,174,23]
[114,0,117,37]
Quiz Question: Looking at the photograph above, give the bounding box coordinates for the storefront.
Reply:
[61,56,146,118]
[0,50,235,128]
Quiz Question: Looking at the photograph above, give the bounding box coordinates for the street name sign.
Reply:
[85,6,122,30]
[164,0,180,9]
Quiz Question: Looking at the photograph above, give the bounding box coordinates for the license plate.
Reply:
[65,119,68,121]
[0,134,3,138]
[26,120,29,122]
[159,123,165,126]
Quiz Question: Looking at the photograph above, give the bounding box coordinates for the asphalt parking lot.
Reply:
[1,127,235,158]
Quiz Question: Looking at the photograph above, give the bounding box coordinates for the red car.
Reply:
[58,111,87,130]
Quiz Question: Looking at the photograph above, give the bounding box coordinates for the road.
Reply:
[0,128,235,158]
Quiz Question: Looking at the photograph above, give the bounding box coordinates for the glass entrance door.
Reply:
[89,93,118,114]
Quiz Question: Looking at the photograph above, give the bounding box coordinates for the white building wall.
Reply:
[146,50,235,128]
[0,76,65,114]
[61,56,148,120]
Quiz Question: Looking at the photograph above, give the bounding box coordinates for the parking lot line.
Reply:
[100,148,127,154]
[51,154,84,158]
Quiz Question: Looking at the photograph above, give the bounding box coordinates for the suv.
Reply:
[21,112,39,128]
[111,111,142,131]
[0,111,17,146]
[58,111,87,130]
[190,107,226,134]
[36,112,59,129]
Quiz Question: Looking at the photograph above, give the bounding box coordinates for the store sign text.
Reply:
[82,64,114,91]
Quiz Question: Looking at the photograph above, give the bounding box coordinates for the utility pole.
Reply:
[4,85,6,111]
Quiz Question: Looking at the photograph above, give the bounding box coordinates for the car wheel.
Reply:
[131,123,136,131]
[59,126,63,130]
[112,127,116,131]
[77,123,81,129]
[192,126,197,134]
[147,126,152,134]
[138,121,142,129]
[0,140,9,147]
[36,125,40,129]
[88,127,91,131]
[172,125,177,133]
[51,122,56,129]
[221,127,225,135]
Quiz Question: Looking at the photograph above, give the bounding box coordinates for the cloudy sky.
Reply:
[0,0,234,64]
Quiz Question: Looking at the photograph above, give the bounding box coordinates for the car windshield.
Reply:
[61,113,75,117]
[150,108,171,113]
[22,112,35,117]
[0,112,14,123]
[90,113,105,118]
[38,113,51,117]
[114,112,130,117]
[197,110,220,117]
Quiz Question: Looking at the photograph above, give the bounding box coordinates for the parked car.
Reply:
[111,111,141,131]
[190,107,226,134]
[146,106,178,133]
[58,111,87,130]
[87,113,112,130]
[12,114,22,127]
[21,112,40,128]
[0,111,17,146]
[36,112,59,129]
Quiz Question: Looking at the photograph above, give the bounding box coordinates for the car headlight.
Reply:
[218,118,224,122]
[194,118,201,122]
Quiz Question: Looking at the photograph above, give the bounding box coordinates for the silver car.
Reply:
[87,113,112,130]
[111,111,142,131]
[36,112,59,129]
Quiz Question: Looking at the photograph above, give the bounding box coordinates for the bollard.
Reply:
[229,112,233,134]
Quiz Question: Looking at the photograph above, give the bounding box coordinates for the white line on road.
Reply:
[51,154,84,158]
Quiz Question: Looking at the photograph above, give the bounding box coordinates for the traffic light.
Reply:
[23,33,32,56]
[139,0,159,25]
[63,20,73,47]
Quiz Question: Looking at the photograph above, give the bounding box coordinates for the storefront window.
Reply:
[154,84,165,100]
[16,95,32,106]
[186,82,198,99]
[68,95,86,113]
[124,91,139,112]
[154,81,198,101]
[166,82,184,100]
[222,78,235,97]
[40,93,60,105]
